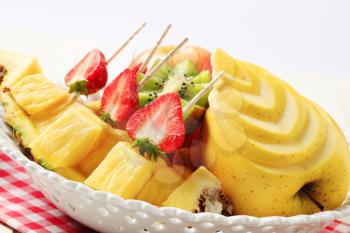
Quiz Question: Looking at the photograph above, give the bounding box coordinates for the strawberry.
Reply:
[64,49,107,95]
[100,65,140,126]
[126,93,185,158]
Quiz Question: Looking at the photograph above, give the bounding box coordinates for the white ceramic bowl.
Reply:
[0,108,350,233]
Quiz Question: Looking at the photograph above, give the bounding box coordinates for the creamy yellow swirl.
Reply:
[203,49,350,216]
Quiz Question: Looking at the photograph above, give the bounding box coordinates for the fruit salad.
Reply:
[0,27,349,217]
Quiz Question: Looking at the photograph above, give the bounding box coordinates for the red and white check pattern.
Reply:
[0,152,95,233]
[1,151,350,233]
[319,218,350,233]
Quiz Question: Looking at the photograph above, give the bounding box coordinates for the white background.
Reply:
[1,0,350,131]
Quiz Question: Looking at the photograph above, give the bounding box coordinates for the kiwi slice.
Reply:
[190,70,211,83]
[183,82,211,107]
[138,91,159,107]
[160,73,210,107]
[172,59,198,77]
[137,60,171,91]
[138,59,211,133]
[138,74,210,108]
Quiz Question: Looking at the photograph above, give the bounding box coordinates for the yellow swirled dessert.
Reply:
[1,48,349,217]
[203,49,350,216]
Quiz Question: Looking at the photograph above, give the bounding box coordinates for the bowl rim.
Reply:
[0,125,349,227]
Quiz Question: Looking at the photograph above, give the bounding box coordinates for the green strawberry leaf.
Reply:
[69,80,88,96]
[100,112,115,126]
[131,138,165,161]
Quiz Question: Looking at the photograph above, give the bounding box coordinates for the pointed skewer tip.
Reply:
[106,22,148,64]
[137,23,173,75]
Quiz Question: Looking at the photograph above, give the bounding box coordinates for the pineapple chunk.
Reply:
[1,92,38,147]
[67,104,132,175]
[28,100,74,134]
[162,166,233,215]
[0,50,42,88]
[85,142,155,199]
[10,74,69,115]
[137,159,187,206]
[78,125,131,176]
[29,106,103,167]
[55,167,86,182]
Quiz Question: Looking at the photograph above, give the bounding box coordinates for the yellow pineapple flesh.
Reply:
[0,91,38,147]
[1,71,130,175]
[85,142,155,199]
[78,125,131,176]
[136,159,188,206]
[10,74,69,115]
[0,54,135,190]
[85,100,101,114]
[27,99,74,134]
[162,166,233,215]
[30,105,103,167]
[55,167,87,182]
[0,50,42,88]
[67,104,131,175]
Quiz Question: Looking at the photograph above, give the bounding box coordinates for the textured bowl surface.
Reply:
[0,107,350,233]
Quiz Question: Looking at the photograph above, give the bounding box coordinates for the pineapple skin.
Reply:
[0,50,42,147]
[1,72,131,176]
[85,142,155,199]
[30,105,103,167]
[162,166,221,212]
[0,53,135,185]
[10,74,69,115]
[1,92,38,147]
[0,49,42,89]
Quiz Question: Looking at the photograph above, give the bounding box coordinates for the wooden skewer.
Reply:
[138,24,172,74]
[182,71,225,114]
[138,37,188,90]
[106,22,147,65]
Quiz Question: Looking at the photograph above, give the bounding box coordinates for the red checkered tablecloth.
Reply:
[1,151,350,233]
[319,218,350,233]
[0,152,95,233]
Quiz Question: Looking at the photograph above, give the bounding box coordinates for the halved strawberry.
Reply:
[100,65,140,126]
[64,49,107,95]
[126,93,185,156]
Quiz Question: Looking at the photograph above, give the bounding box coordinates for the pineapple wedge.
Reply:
[85,142,155,199]
[55,167,86,182]
[78,125,132,176]
[30,105,103,167]
[136,160,189,206]
[0,50,42,88]
[70,104,131,175]
[162,166,233,215]
[10,74,69,115]
[0,91,38,147]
